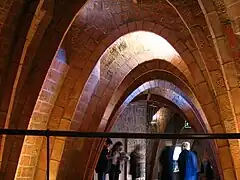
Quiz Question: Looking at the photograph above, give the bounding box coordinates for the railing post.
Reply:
[46,129,50,180]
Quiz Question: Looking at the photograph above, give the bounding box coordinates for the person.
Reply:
[178,142,198,180]
[109,141,129,180]
[202,159,214,180]
[159,146,174,180]
[95,138,113,180]
[129,144,142,180]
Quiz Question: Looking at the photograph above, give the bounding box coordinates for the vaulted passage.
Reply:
[0,0,240,179]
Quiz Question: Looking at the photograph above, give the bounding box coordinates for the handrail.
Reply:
[0,128,239,179]
[0,129,240,139]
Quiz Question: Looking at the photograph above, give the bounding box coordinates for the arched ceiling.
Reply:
[0,0,240,180]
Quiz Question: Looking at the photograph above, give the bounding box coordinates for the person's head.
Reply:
[182,142,190,151]
[104,138,113,148]
[134,144,141,152]
[112,141,123,152]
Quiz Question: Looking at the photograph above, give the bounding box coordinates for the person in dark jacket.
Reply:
[178,142,198,180]
[159,146,174,180]
[95,138,113,180]
[130,144,142,180]
[202,159,214,180]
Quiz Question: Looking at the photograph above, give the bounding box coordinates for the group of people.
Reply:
[95,138,143,180]
[160,142,214,180]
[96,139,214,180]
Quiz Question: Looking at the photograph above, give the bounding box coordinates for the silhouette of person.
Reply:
[95,138,113,180]
[159,146,174,180]
[178,142,198,180]
[130,144,142,180]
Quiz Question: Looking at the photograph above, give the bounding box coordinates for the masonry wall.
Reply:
[16,58,68,179]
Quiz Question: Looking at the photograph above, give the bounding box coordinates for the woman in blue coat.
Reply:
[178,142,198,180]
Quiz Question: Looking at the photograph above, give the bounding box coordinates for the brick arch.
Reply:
[0,0,42,174]
[33,27,199,179]
[80,60,232,180]
[131,93,223,179]
[0,2,223,179]
[58,20,238,149]
[167,2,240,177]
[84,72,226,180]
[0,0,238,179]
[0,0,239,179]
[63,58,219,180]
[56,60,195,179]
[111,80,206,132]
[71,5,240,173]
[0,1,90,179]
[132,94,189,123]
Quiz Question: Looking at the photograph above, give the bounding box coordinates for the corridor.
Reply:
[0,0,239,179]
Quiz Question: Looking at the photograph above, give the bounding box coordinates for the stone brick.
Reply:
[217,93,233,121]
[230,88,240,115]
[63,99,78,120]
[127,22,136,32]
[180,49,195,65]
[188,62,205,85]
[223,168,236,180]
[223,62,239,88]
[142,20,155,31]
[206,11,223,38]
[58,118,71,131]
[212,124,228,147]
[195,82,213,105]
[203,103,221,126]
[215,37,232,64]
[49,160,60,179]
[210,70,227,96]
[219,146,233,170]
[48,106,64,129]
[51,139,65,161]
[224,119,238,133]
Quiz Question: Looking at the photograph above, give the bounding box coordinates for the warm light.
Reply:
[124,31,180,61]
[98,31,181,69]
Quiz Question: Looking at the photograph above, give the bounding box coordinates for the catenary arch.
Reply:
[43,28,203,180]
[3,3,238,179]
[31,29,199,180]
[81,65,234,180]
[61,21,240,180]
[14,3,240,176]
[56,59,198,180]
[132,94,223,179]
[0,1,239,180]
[84,76,225,180]
[63,63,231,180]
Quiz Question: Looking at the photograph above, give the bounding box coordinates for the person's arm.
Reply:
[120,151,130,160]
[107,151,115,160]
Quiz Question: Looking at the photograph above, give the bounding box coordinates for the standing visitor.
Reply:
[129,144,142,180]
[159,146,174,180]
[95,138,113,180]
[178,142,198,180]
[109,141,129,180]
[202,159,214,180]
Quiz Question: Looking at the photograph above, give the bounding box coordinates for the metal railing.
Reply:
[1,129,240,180]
